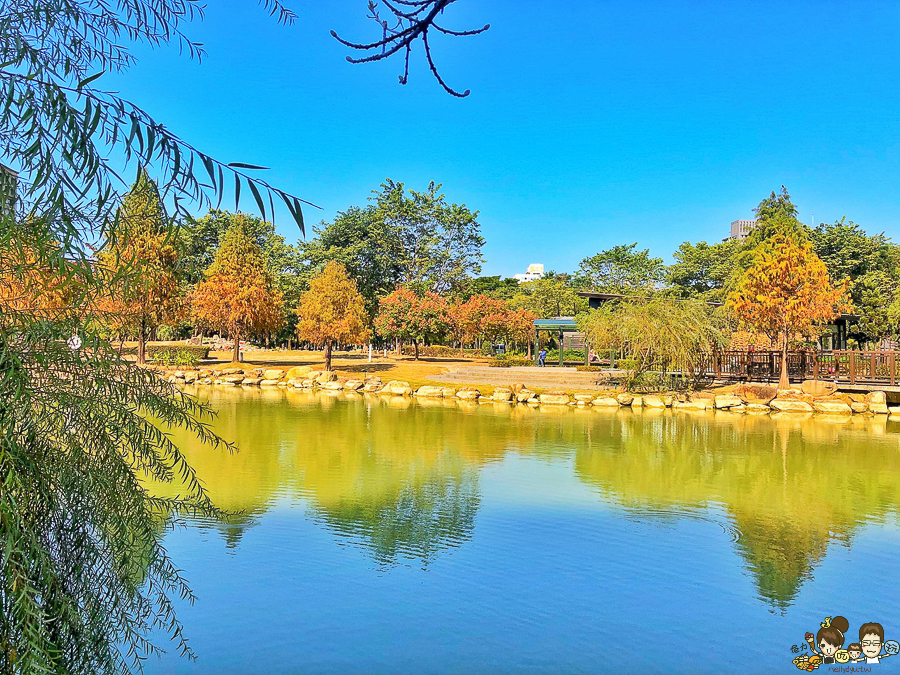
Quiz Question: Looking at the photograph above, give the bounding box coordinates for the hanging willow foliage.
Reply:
[0,0,309,673]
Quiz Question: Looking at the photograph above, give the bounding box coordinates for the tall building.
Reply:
[728,219,757,240]
[514,263,545,283]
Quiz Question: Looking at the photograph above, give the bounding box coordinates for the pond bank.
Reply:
[157,364,897,420]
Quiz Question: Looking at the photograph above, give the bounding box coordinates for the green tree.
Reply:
[577,243,665,294]
[810,218,900,344]
[460,275,522,301]
[371,179,485,293]
[666,239,741,301]
[577,298,731,389]
[297,206,402,314]
[743,186,811,248]
[512,273,586,319]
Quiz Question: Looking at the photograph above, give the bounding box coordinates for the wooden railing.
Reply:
[698,350,900,385]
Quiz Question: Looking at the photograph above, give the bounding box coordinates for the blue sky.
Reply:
[107,0,900,277]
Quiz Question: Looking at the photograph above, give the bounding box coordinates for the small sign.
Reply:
[67,334,82,351]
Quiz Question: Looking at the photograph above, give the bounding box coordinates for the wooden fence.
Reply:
[699,350,900,385]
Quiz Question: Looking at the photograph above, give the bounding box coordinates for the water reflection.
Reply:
[150,390,900,608]
[574,409,900,609]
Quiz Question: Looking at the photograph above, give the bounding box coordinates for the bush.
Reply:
[488,356,533,368]
[399,344,472,358]
[146,345,210,366]
[575,365,602,372]
[616,358,639,372]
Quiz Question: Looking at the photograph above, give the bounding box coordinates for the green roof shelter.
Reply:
[533,318,578,366]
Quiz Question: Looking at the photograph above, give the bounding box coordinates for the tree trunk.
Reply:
[778,330,790,390]
[414,340,419,361]
[324,341,333,372]
[527,341,532,360]
[137,316,146,365]
[232,335,241,364]
[395,337,401,355]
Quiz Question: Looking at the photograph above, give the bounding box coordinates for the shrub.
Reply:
[399,345,472,358]
[616,358,639,372]
[575,365,602,372]
[488,356,533,368]
[146,345,210,366]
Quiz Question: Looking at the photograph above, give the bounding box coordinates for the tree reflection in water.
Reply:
[148,389,900,608]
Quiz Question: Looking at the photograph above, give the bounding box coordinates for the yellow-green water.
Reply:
[145,388,900,674]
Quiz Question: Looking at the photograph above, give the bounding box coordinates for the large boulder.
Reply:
[867,391,887,405]
[456,387,480,400]
[592,396,620,407]
[343,379,364,391]
[241,377,262,385]
[745,403,771,414]
[850,401,869,414]
[415,385,445,398]
[441,387,457,398]
[362,382,383,393]
[574,394,595,403]
[263,368,285,381]
[539,391,570,405]
[812,400,852,415]
[321,380,344,391]
[492,388,514,402]
[675,399,711,411]
[889,407,900,417]
[222,374,245,384]
[221,367,243,375]
[382,380,412,396]
[801,380,839,397]
[183,371,199,383]
[516,389,536,403]
[260,379,281,386]
[616,393,634,406]
[770,399,814,413]
[316,371,338,383]
[286,366,312,380]
[734,384,777,405]
[643,395,667,408]
[714,394,744,409]
[630,396,643,408]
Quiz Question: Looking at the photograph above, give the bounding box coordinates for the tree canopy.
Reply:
[191,225,285,362]
[295,261,370,371]
[729,233,848,388]
[577,243,665,295]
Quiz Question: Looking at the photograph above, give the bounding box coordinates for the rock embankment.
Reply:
[156,370,895,417]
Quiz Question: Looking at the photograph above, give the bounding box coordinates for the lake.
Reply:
[145,388,900,674]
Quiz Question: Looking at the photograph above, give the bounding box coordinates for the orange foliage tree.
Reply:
[729,233,848,388]
[191,224,284,362]
[295,261,370,371]
[96,172,181,364]
[0,240,71,317]
[374,285,448,360]
[446,294,535,355]
[446,294,503,354]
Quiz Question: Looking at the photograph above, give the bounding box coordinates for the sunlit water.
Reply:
[144,388,900,674]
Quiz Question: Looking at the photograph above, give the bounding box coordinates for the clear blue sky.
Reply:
[106,0,900,277]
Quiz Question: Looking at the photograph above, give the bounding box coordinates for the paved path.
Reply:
[432,365,626,391]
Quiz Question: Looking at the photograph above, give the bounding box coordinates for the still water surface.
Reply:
[146,388,900,674]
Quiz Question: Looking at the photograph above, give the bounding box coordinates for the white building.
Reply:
[514,263,545,283]
[728,219,757,240]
